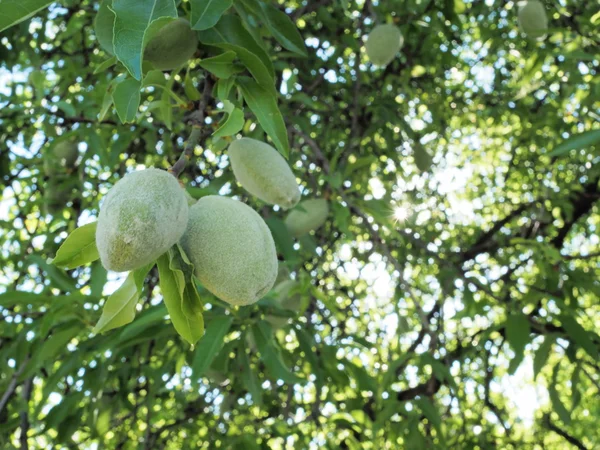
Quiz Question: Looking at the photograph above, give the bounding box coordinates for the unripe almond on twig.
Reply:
[96,168,189,272]
[365,24,403,67]
[228,138,301,210]
[180,195,278,306]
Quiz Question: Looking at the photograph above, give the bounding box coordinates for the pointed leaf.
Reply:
[112,78,141,123]
[560,315,598,359]
[198,51,237,79]
[240,339,262,405]
[198,15,274,88]
[157,252,204,346]
[51,222,99,270]
[93,264,152,333]
[191,315,233,378]
[94,0,115,55]
[111,0,177,80]
[238,77,289,157]
[549,363,571,424]
[548,129,600,157]
[259,3,307,56]
[505,312,530,374]
[533,336,554,379]
[213,108,244,138]
[252,320,305,384]
[190,0,232,31]
[0,0,53,32]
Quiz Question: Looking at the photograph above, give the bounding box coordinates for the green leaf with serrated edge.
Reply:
[157,251,203,346]
[93,263,152,334]
[198,51,237,79]
[51,222,99,269]
[190,0,232,31]
[111,0,177,80]
[213,108,244,138]
[252,320,305,384]
[93,56,118,74]
[560,315,598,359]
[0,0,53,32]
[112,78,141,123]
[548,129,600,157]
[198,15,274,88]
[240,338,262,405]
[505,312,530,374]
[191,315,233,378]
[94,0,115,55]
[238,77,289,157]
[533,336,554,379]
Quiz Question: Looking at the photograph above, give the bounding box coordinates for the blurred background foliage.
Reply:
[1,0,600,448]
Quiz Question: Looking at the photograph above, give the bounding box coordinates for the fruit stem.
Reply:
[169,77,213,178]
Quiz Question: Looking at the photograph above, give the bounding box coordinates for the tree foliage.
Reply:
[1,0,600,449]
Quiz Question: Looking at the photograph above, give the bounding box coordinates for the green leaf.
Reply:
[216,77,236,101]
[26,255,78,292]
[198,15,274,88]
[190,0,233,31]
[240,339,262,405]
[213,108,244,138]
[549,363,571,424]
[0,0,53,33]
[191,315,233,378]
[93,264,152,334]
[533,336,554,379]
[382,353,412,389]
[258,3,307,57]
[99,90,114,122]
[142,69,167,88]
[94,0,115,55]
[111,0,177,80]
[51,222,99,270]
[56,101,76,117]
[198,51,237,79]
[160,83,173,130]
[19,323,81,381]
[265,217,297,263]
[560,315,598,359]
[28,70,45,98]
[548,129,600,157]
[184,71,201,101]
[112,78,141,123]
[421,353,458,391]
[238,77,289,157]
[415,398,445,442]
[505,312,530,374]
[93,56,118,74]
[252,320,305,384]
[157,251,204,346]
[118,305,168,343]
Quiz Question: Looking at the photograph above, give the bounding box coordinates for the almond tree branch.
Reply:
[169,77,213,179]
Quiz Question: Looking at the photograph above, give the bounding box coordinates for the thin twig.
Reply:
[169,78,213,178]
